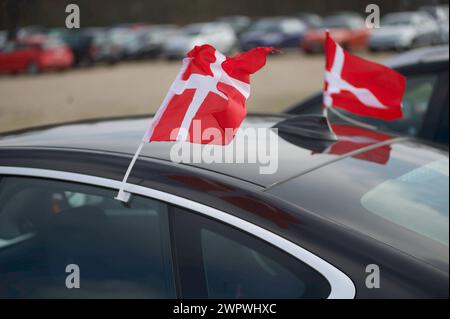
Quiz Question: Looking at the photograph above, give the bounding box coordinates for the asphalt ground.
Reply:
[0,52,392,133]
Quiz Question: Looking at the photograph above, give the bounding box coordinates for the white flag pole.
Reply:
[322,104,329,118]
[115,139,146,202]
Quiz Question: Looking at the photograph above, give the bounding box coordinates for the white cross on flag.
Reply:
[324,32,406,120]
[144,44,275,145]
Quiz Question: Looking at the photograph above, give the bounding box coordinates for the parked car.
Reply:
[134,25,179,58]
[163,22,237,59]
[0,114,447,298]
[0,35,73,74]
[369,11,441,52]
[420,5,449,44]
[56,30,96,66]
[286,46,449,147]
[240,17,308,51]
[106,27,142,60]
[216,15,251,35]
[83,27,122,64]
[296,13,323,29]
[301,13,370,53]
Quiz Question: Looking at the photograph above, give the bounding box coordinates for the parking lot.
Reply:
[0,52,391,133]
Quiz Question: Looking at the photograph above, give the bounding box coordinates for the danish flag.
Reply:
[144,44,275,145]
[324,32,406,120]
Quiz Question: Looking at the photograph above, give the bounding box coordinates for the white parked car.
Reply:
[163,22,237,59]
[369,11,441,52]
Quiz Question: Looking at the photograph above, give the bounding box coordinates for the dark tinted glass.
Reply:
[173,207,331,299]
[0,176,176,298]
[268,143,449,273]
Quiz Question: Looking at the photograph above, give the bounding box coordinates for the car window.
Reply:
[0,176,176,299]
[173,207,331,299]
[382,14,414,26]
[280,20,306,33]
[1,42,16,52]
[42,38,64,49]
[268,144,449,273]
[361,159,449,246]
[323,16,353,29]
[15,43,35,51]
[250,20,281,33]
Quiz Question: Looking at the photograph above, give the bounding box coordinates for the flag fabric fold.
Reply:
[324,32,406,121]
[144,44,275,145]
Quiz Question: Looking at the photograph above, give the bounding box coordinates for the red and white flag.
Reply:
[144,44,275,145]
[324,32,406,120]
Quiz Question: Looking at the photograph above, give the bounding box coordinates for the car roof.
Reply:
[386,45,449,68]
[0,114,426,189]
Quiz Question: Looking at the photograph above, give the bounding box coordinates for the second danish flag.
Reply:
[324,32,406,121]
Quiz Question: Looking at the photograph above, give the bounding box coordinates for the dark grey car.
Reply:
[0,114,447,298]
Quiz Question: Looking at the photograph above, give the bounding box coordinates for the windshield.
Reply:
[249,20,281,33]
[323,16,354,29]
[382,14,414,26]
[182,24,205,36]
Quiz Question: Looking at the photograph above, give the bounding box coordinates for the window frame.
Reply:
[0,173,178,299]
[171,206,333,299]
[0,166,356,299]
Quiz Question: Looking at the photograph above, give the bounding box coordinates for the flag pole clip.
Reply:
[114,139,146,203]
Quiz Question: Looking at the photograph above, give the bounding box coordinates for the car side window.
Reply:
[14,43,32,51]
[0,176,176,299]
[1,42,16,52]
[173,207,331,299]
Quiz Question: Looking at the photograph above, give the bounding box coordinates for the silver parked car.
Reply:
[369,11,441,52]
[163,22,237,59]
[420,5,449,44]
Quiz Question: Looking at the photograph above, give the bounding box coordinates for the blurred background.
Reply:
[0,0,448,133]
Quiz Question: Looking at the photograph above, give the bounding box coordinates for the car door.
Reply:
[414,15,438,45]
[0,42,17,71]
[12,43,36,71]
[0,166,355,299]
[0,174,176,298]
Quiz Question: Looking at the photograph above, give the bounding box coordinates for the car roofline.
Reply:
[0,145,268,189]
[0,135,410,191]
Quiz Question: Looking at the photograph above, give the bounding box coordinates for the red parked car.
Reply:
[301,13,371,53]
[0,35,73,74]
